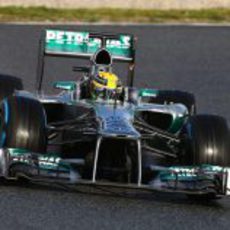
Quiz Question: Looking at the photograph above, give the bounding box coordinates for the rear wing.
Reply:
[45,30,135,62]
[36,29,136,91]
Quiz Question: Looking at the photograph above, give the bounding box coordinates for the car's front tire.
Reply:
[183,115,229,166]
[182,115,229,200]
[0,96,47,153]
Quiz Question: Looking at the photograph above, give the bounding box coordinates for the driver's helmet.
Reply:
[90,71,122,99]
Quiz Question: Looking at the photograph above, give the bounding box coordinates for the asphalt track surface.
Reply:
[0,24,229,230]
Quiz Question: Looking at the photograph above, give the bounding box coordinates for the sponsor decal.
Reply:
[46,30,88,45]
[46,30,131,49]
[39,156,61,168]
[171,167,198,177]
[161,165,225,181]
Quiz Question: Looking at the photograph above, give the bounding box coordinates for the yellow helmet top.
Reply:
[91,71,122,99]
[92,71,119,91]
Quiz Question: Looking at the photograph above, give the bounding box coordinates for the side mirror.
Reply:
[139,89,158,98]
[53,81,76,91]
[138,88,158,103]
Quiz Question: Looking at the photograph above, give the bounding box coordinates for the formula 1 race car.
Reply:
[0,29,229,200]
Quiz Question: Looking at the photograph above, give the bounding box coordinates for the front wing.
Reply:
[0,148,229,197]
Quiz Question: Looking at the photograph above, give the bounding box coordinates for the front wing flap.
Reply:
[0,148,229,196]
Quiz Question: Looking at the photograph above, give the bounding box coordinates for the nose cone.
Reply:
[95,103,140,139]
[102,116,140,139]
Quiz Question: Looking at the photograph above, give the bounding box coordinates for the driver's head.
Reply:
[90,71,122,99]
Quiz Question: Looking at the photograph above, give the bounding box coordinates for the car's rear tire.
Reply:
[182,115,229,200]
[0,96,47,153]
[150,90,196,115]
[0,75,23,101]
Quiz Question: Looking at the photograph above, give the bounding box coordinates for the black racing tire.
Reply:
[183,115,230,166]
[0,75,23,101]
[182,115,229,200]
[150,90,196,115]
[0,96,47,153]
